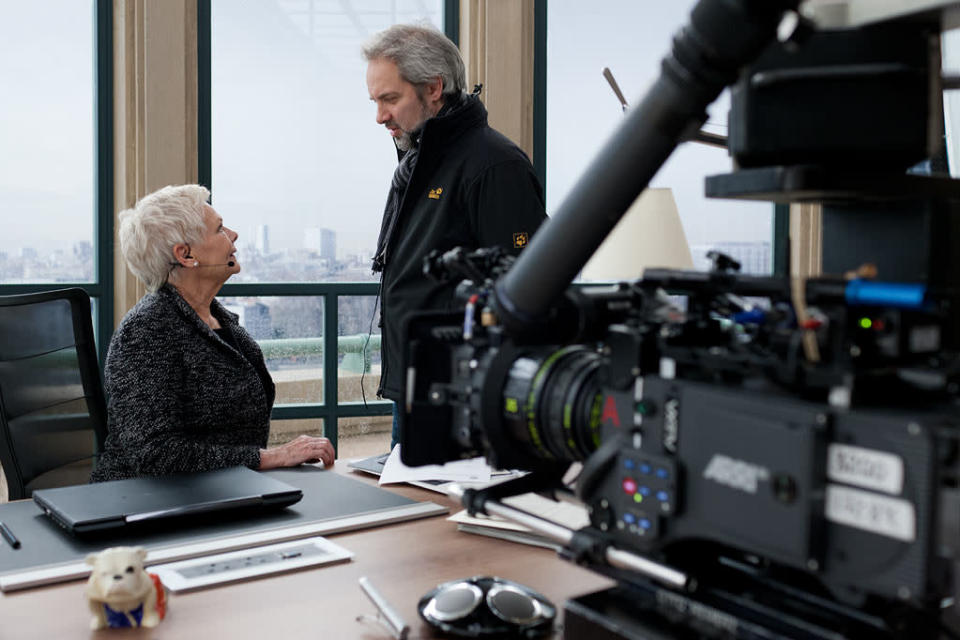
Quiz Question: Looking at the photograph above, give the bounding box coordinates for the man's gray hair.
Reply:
[117,184,210,292]
[362,23,466,97]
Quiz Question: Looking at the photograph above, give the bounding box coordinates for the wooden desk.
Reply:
[0,466,614,639]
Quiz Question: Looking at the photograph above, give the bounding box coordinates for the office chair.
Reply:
[0,288,107,501]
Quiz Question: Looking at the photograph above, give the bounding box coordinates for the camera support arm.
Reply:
[448,484,690,591]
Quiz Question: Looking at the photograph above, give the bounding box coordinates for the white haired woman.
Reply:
[92,184,334,482]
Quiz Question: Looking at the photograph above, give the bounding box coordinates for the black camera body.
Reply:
[606,375,952,605]
[401,266,959,629]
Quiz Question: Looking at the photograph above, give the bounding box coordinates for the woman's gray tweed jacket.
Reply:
[92,284,276,482]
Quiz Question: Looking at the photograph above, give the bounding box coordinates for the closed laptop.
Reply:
[32,466,303,536]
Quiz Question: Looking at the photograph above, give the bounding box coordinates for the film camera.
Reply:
[398,1,960,637]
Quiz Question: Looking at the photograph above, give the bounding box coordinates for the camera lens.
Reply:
[500,345,603,463]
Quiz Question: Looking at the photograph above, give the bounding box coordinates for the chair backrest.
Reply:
[0,288,107,500]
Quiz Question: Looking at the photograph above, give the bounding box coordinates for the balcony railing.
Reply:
[217,281,391,450]
[259,334,381,373]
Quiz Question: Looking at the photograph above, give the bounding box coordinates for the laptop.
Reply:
[32,466,303,536]
[347,450,453,492]
[346,451,392,476]
[347,448,518,494]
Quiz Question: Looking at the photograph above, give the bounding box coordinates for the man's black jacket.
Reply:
[376,94,547,400]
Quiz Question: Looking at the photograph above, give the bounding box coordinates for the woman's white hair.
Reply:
[118,184,210,292]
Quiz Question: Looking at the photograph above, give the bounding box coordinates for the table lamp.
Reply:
[581,187,693,282]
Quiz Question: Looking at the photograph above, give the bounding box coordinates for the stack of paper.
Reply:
[448,493,590,550]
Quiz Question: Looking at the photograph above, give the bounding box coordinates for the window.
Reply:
[210,0,445,283]
[943,29,960,176]
[0,3,95,284]
[207,0,451,456]
[0,0,112,357]
[545,1,774,275]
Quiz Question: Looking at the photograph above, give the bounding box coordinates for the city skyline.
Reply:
[0,220,774,284]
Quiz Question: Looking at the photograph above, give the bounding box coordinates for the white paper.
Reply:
[378,444,492,485]
[448,493,590,533]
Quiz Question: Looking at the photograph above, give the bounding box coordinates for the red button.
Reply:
[622,478,637,494]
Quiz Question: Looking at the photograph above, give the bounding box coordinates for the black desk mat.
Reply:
[0,467,441,578]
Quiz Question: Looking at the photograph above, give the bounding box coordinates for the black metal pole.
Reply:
[494,0,798,331]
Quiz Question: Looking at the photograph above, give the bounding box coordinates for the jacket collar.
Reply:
[396,93,487,162]
[422,92,486,144]
[156,284,242,355]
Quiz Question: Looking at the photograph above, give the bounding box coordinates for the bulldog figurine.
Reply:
[85,546,167,629]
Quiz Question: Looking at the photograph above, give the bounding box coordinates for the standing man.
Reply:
[363,24,547,449]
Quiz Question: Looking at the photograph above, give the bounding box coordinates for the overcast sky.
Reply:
[0,1,95,255]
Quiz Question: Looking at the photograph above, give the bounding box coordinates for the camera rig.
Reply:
[398,1,960,637]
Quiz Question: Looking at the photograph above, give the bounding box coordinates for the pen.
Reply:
[359,576,409,640]
[0,522,20,549]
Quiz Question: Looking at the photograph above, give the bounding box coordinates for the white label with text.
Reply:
[825,484,915,542]
[827,444,904,495]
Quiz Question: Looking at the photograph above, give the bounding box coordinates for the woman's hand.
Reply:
[259,435,335,470]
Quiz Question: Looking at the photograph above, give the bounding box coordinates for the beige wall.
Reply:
[112,0,200,321]
[459,0,536,162]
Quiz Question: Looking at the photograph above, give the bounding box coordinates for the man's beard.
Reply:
[394,130,415,152]
[392,95,433,152]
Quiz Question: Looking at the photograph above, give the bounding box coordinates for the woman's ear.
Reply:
[171,243,194,267]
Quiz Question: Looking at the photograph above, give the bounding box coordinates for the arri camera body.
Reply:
[398,1,960,638]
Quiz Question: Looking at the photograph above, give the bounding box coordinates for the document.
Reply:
[448,492,590,549]
[378,445,492,486]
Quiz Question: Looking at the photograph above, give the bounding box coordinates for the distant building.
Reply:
[690,241,771,275]
[73,241,93,262]
[304,227,322,253]
[255,225,270,256]
[304,227,336,259]
[19,247,37,260]
[222,301,273,339]
[320,228,336,262]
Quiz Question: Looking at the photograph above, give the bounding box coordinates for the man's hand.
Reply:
[259,435,335,470]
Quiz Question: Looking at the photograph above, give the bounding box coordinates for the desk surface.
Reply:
[0,465,614,639]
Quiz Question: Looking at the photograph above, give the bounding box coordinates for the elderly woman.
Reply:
[92,184,334,482]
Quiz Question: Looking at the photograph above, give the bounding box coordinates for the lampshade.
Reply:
[581,187,693,282]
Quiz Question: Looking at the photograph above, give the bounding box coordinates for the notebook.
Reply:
[32,466,303,536]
